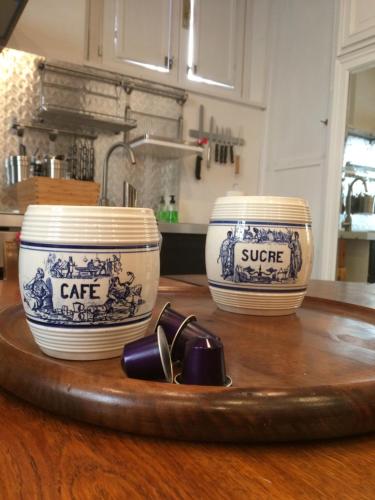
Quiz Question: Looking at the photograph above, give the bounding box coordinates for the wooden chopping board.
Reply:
[0,282,375,443]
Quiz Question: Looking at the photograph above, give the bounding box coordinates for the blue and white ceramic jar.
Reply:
[19,205,160,360]
[205,196,313,316]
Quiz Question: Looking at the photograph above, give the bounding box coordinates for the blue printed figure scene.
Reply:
[47,253,122,279]
[217,226,303,284]
[24,268,53,312]
[23,253,144,325]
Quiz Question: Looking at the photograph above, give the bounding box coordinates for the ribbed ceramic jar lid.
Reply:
[210,196,312,224]
[21,205,160,244]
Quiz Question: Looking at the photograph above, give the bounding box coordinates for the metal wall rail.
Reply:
[39,60,188,104]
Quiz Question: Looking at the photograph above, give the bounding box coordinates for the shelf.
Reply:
[129,134,202,159]
[36,106,137,135]
[339,230,375,241]
[344,163,375,180]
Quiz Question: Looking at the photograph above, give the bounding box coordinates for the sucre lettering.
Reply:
[241,249,284,263]
[61,283,101,299]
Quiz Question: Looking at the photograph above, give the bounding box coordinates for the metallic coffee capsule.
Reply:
[171,318,221,363]
[175,337,232,386]
[121,326,172,382]
[156,302,196,345]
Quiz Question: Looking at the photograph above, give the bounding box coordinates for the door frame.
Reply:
[321,44,375,280]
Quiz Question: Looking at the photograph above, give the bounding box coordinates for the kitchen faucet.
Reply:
[99,141,136,206]
[342,176,368,231]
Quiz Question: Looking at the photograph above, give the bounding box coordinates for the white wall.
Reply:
[179,93,265,223]
[8,0,87,64]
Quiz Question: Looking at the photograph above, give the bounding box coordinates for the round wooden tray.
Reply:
[1,284,375,443]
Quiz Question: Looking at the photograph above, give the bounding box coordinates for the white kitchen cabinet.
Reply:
[113,0,173,69]
[179,0,270,105]
[339,0,375,55]
[89,0,270,106]
[241,0,272,107]
[7,0,87,64]
[187,0,244,89]
[5,0,271,106]
[99,0,180,85]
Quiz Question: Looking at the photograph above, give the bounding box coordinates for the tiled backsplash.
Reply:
[0,48,181,212]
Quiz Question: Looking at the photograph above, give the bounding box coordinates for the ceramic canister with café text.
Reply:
[19,205,160,360]
[205,196,313,316]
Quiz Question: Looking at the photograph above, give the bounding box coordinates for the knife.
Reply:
[214,126,219,163]
[220,127,225,164]
[207,116,214,169]
[234,128,242,174]
[229,128,234,164]
[224,128,229,164]
[195,105,204,180]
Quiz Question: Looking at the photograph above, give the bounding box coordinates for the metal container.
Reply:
[123,181,137,207]
[363,194,375,214]
[30,158,46,177]
[5,156,30,185]
[44,158,69,179]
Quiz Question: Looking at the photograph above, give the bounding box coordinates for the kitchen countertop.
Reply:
[0,211,23,229]
[1,276,375,498]
[339,230,375,240]
[0,212,208,234]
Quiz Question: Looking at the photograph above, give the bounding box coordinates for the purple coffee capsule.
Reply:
[155,302,197,345]
[171,318,221,363]
[121,326,173,382]
[175,337,232,387]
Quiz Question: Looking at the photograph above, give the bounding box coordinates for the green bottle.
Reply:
[168,195,179,223]
[156,196,168,222]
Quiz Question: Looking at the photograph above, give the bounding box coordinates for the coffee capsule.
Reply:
[171,318,221,363]
[155,302,196,344]
[121,326,172,382]
[175,337,232,386]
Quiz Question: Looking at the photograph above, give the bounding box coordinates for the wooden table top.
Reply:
[1,277,375,499]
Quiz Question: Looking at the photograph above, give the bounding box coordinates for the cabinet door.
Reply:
[191,0,242,87]
[339,0,375,54]
[101,0,179,84]
[114,0,173,70]
[181,0,245,99]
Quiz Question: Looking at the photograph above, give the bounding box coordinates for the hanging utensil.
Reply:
[82,140,89,180]
[220,127,225,164]
[195,105,204,180]
[72,140,78,180]
[78,139,84,180]
[89,139,95,181]
[234,128,241,175]
[214,126,220,163]
[207,116,214,169]
[224,128,229,164]
[229,128,234,164]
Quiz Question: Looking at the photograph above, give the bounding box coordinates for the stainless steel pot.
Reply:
[362,194,375,214]
[44,158,70,179]
[5,155,30,184]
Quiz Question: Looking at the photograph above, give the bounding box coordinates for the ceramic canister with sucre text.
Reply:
[205,196,313,316]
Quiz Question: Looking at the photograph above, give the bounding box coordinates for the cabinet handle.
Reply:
[164,56,173,70]
[320,119,328,126]
[186,64,197,75]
